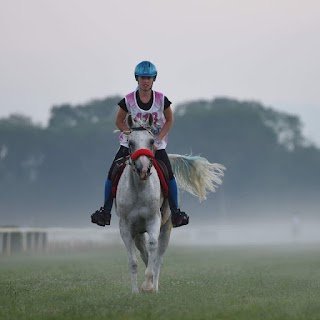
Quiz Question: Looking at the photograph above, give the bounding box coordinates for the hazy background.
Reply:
[1,1,320,246]
[1,0,320,144]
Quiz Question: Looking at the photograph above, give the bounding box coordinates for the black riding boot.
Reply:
[91,205,112,227]
[171,208,189,228]
[91,181,113,227]
[168,178,189,228]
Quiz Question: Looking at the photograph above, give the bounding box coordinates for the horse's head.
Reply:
[127,114,155,180]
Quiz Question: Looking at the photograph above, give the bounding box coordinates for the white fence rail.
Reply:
[0,228,48,255]
[1,221,320,255]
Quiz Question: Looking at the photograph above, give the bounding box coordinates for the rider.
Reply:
[91,60,189,228]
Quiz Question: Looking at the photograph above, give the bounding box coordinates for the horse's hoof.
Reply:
[141,282,154,293]
[141,286,154,293]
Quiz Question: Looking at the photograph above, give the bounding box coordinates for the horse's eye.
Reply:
[150,139,155,146]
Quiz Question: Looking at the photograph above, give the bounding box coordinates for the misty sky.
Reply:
[1,0,319,144]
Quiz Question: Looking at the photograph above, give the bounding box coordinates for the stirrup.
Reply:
[91,207,111,227]
[171,209,189,228]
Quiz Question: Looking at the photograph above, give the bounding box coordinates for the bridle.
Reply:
[128,127,155,177]
[130,148,154,177]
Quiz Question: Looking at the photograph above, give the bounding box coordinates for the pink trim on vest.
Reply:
[154,91,164,108]
[125,92,135,107]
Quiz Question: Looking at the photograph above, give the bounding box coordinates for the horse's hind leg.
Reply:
[135,233,148,267]
[120,222,139,293]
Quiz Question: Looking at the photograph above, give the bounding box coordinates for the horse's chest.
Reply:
[117,194,158,211]
[116,171,161,218]
[116,190,160,220]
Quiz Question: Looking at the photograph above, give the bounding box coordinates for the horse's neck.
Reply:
[118,166,165,221]
[127,167,140,187]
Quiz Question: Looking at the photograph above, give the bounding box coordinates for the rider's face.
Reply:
[137,76,154,91]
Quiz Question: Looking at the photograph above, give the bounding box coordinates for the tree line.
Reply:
[0,96,319,226]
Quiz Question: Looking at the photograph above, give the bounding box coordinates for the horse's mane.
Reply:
[130,126,150,131]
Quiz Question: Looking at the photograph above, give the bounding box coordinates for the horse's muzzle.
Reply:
[131,149,154,180]
[137,165,151,180]
[131,152,153,180]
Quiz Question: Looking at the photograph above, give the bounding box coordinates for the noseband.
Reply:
[130,148,155,177]
[128,127,155,177]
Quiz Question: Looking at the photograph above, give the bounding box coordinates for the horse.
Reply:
[115,114,225,293]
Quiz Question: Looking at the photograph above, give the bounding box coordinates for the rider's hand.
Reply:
[153,139,161,151]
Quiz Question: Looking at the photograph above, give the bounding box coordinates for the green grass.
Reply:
[1,244,320,320]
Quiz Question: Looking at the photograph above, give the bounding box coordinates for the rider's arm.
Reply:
[156,106,174,142]
[116,107,130,134]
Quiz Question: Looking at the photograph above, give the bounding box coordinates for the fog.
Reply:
[1,191,319,247]
[45,216,320,249]
[2,205,320,257]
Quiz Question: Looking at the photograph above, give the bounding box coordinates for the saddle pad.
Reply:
[111,160,168,198]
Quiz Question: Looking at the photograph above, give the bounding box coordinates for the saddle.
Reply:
[110,157,169,198]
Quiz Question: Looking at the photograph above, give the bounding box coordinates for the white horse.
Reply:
[115,115,225,293]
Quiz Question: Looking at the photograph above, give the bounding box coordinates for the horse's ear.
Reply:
[127,114,133,129]
[147,113,153,127]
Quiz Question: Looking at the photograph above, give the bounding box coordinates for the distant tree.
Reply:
[48,96,121,129]
[0,96,319,226]
[0,114,36,128]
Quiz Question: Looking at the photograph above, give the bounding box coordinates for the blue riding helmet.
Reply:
[134,61,157,81]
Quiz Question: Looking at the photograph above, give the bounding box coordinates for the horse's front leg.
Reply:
[119,221,139,293]
[135,233,148,266]
[153,216,172,292]
[141,216,161,293]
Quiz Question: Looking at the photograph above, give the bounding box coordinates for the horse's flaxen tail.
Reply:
[168,154,226,202]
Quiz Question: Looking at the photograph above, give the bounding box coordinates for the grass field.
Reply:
[1,244,320,320]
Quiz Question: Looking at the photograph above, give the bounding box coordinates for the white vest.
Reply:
[119,91,168,150]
